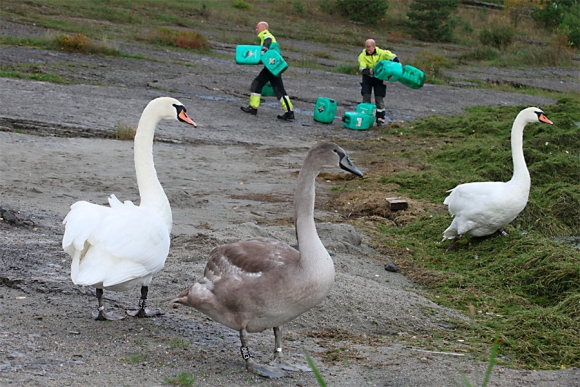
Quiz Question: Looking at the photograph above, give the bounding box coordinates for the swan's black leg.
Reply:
[92,288,124,321]
[445,235,461,253]
[497,228,508,236]
[240,328,287,378]
[127,286,162,317]
[93,288,107,321]
[269,326,311,372]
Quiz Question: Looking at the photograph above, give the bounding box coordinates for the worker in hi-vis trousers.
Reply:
[240,21,295,121]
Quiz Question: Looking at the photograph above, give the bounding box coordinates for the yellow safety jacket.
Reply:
[258,29,277,50]
[358,47,397,73]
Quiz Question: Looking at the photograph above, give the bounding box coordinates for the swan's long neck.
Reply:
[294,160,334,278]
[134,107,172,232]
[508,113,530,189]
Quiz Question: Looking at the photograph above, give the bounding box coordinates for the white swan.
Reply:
[171,142,363,378]
[62,97,197,320]
[442,107,552,252]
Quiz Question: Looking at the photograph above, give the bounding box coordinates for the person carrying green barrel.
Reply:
[241,21,295,121]
[358,39,399,126]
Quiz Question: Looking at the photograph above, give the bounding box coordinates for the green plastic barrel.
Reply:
[269,42,281,54]
[261,49,288,76]
[342,112,374,130]
[399,65,425,89]
[373,60,403,82]
[262,82,275,97]
[235,45,261,65]
[313,97,337,124]
[356,103,376,117]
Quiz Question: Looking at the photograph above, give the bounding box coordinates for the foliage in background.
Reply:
[52,33,120,55]
[406,0,459,42]
[232,0,250,10]
[334,0,389,25]
[559,3,580,47]
[479,25,515,50]
[504,0,541,28]
[532,0,580,47]
[409,50,451,83]
[137,27,210,50]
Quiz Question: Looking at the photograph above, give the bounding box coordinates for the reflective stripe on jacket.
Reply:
[358,47,397,72]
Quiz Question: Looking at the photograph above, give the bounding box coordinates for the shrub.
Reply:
[406,0,459,42]
[532,0,576,29]
[53,33,91,53]
[115,122,136,140]
[232,0,250,10]
[480,25,515,50]
[335,0,389,25]
[559,4,580,47]
[142,28,210,50]
[51,33,120,56]
[410,50,451,82]
[459,45,501,62]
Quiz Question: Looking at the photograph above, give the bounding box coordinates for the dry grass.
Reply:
[115,122,136,140]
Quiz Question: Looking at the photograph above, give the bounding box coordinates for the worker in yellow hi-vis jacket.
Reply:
[241,21,295,121]
[358,39,399,126]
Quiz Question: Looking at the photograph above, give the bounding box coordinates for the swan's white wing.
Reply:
[62,201,110,255]
[63,197,170,288]
[444,181,505,216]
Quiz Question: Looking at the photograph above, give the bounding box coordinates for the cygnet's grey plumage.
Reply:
[172,142,363,378]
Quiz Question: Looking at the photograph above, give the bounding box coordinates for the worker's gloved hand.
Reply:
[261,47,269,54]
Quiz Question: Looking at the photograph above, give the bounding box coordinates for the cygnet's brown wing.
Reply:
[199,237,303,330]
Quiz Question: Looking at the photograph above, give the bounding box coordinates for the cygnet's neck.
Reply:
[294,161,333,276]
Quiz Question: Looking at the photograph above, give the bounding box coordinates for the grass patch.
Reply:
[0,63,68,83]
[115,122,136,140]
[169,337,190,349]
[163,372,195,386]
[125,353,149,363]
[334,98,580,369]
[0,34,124,57]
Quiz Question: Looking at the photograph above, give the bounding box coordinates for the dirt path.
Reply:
[0,20,578,386]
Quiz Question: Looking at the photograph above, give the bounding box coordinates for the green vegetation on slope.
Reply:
[340,99,580,369]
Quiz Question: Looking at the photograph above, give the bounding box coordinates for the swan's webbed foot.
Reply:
[126,306,163,317]
[92,308,125,321]
[269,350,311,372]
[246,357,288,378]
[92,288,125,320]
[126,286,162,317]
[497,228,508,236]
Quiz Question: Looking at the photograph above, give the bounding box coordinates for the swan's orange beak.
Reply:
[179,110,197,127]
[539,113,553,125]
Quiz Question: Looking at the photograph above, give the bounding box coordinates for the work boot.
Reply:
[277,111,295,121]
[241,106,257,115]
[376,118,386,127]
